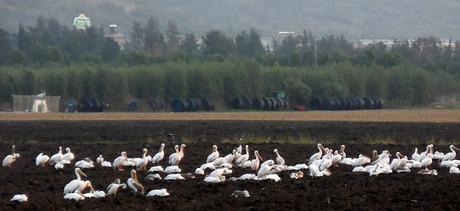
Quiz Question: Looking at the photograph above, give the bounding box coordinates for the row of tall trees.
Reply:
[0,61,456,109]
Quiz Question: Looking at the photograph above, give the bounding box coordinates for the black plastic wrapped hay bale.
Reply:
[262,97,272,110]
[363,97,375,110]
[148,98,163,112]
[201,98,215,111]
[66,98,79,113]
[128,99,140,112]
[242,97,253,109]
[310,97,324,110]
[372,97,384,109]
[252,98,265,110]
[171,98,187,112]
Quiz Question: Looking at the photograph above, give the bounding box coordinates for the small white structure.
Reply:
[31,92,48,113]
[12,93,60,112]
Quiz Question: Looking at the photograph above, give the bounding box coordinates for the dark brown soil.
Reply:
[0,121,460,210]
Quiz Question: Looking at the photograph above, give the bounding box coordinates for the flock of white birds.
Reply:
[2,143,460,203]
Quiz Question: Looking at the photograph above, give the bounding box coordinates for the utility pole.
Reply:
[314,36,318,66]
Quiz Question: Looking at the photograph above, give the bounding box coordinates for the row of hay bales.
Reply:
[128,98,165,112]
[231,97,290,110]
[66,97,105,112]
[310,97,384,110]
[171,98,215,112]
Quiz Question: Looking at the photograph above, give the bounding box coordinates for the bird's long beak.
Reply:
[86,182,95,192]
[133,180,144,195]
[453,146,460,151]
[78,169,87,177]
[258,153,263,161]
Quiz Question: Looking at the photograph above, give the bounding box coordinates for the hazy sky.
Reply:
[1,0,460,40]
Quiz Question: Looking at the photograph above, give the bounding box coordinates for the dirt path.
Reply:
[2,110,460,122]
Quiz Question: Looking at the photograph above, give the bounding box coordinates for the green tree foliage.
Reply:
[203,30,234,56]
[144,17,165,56]
[101,38,120,61]
[180,33,199,56]
[1,16,460,109]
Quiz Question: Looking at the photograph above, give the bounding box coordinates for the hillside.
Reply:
[1,0,460,39]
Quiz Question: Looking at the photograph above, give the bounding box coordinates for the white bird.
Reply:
[75,158,94,169]
[418,144,433,162]
[63,147,75,163]
[151,143,165,165]
[164,174,185,180]
[195,168,205,175]
[450,167,460,174]
[223,150,237,164]
[235,145,250,166]
[35,153,50,167]
[209,168,232,178]
[134,148,150,171]
[212,157,227,168]
[84,190,106,198]
[352,166,367,173]
[106,178,127,197]
[257,160,274,177]
[169,144,186,165]
[352,154,371,167]
[273,149,285,165]
[201,162,216,170]
[239,174,259,180]
[407,160,422,168]
[308,144,324,165]
[250,150,263,171]
[147,188,170,197]
[236,144,243,155]
[390,152,403,171]
[204,175,226,183]
[10,194,28,202]
[309,164,330,177]
[231,190,250,197]
[64,190,85,201]
[112,151,128,171]
[331,150,342,165]
[3,145,20,167]
[411,147,420,161]
[164,165,181,173]
[123,158,136,167]
[290,171,304,179]
[319,157,332,171]
[55,162,64,170]
[259,174,281,182]
[420,145,434,170]
[64,168,94,194]
[440,160,458,168]
[49,146,63,165]
[433,151,445,160]
[442,145,460,161]
[168,145,179,164]
[127,169,144,195]
[96,155,103,164]
[96,155,112,167]
[148,165,164,172]
[146,173,162,180]
[206,145,220,163]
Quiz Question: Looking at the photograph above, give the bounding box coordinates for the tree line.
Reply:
[0,16,459,110]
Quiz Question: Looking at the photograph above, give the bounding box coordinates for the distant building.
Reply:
[104,24,128,50]
[355,38,456,49]
[73,13,91,30]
